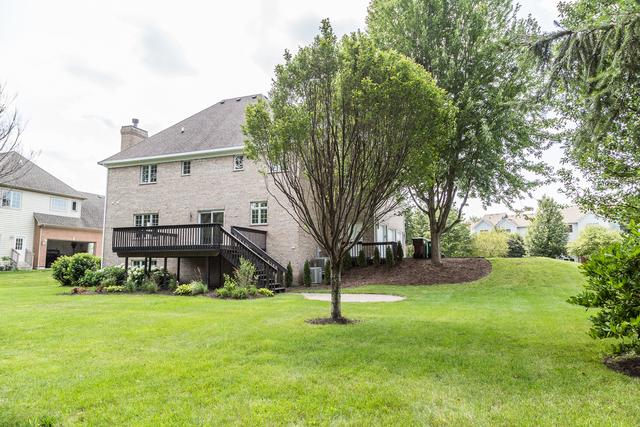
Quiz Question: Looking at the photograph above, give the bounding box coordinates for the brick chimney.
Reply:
[120,118,147,151]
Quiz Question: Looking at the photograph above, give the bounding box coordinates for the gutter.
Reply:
[98,145,245,168]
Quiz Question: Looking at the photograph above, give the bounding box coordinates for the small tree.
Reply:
[568,225,622,261]
[323,260,331,285]
[341,252,352,271]
[472,231,509,258]
[507,234,526,258]
[357,249,366,267]
[244,20,453,321]
[527,197,568,257]
[285,262,293,287]
[373,247,381,266]
[303,260,312,287]
[385,246,395,268]
[568,224,640,354]
[396,241,404,262]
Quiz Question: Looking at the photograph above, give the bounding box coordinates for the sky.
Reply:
[0,0,563,218]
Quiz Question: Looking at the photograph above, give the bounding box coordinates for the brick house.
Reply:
[99,94,404,288]
[0,152,104,269]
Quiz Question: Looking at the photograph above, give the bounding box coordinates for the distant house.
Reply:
[99,94,404,288]
[0,152,104,269]
[471,206,620,243]
[471,213,530,237]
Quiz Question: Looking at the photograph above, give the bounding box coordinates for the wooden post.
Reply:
[207,257,211,288]
[163,257,167,271]
[124,257,128,275]
[176,257,181,282]
[218,255,222,288]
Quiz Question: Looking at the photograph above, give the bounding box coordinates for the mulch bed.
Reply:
[339,257,492,287]
[604,355,640,377]
[306,317,359,325]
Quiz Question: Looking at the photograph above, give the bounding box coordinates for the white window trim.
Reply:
[14,236,24,251]
[1,189,22,209]
[134,213,159,227]
[198,209,225,225]
[50,197,67,211]
[181,161,191,176]
[250,201,268,225]
[233,155,244,171]
[140,164,157,184]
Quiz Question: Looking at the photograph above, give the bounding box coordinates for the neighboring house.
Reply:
[0,152,104,269]
[471,213,530,237]
[471,206,620,244]
[99,94,404,288]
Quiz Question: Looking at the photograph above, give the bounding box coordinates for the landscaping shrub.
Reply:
[141,279,158,293]
[507,234,526,258]
[51,256,72,286]
[341,252,352,271]
[569,224,640,354]
[173,284,193,296]
[126,266,146,291]
[568,225,622,261]
[385,246,395,268]
[104,285,125,293]
[396,241,404,262]
[285,262,293,287]
[373,247,381,265]
[101,276,120,288]
[472,231,509,257]
[82,265,127,287]
[216,258,259,299]
[189,280,208,295]
[357,249,366,267]
[67,253,101,285]
[303,260,311,286]
[323,260,331,285]
[257,287,274,297]
[151,268,175,290]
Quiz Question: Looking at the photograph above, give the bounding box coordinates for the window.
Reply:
[71,201,78,211]
[567,224,574,233]
[132,259,157,268]
[233,155,244,171]
[51,197,67,211]
[250,201,267,225]
[181,161,191,176]
[14,237,24,251]
[140,164,157,184]
[134,213,159,227]
[269,163,283,173]
[1,189,21,209]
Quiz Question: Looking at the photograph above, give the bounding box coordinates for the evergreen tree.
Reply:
[373,247,381,266]
[357,249,367,267]
[507,234,526,258]
[303,261,312,287]
[385,246,395,268]
[396,241,404,262]
[285,262,293,288]
[526,197,569,258]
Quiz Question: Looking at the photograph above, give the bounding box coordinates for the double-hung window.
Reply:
[51,197,67,211]
[140,164,157,184]
[233,155,244,171]
[250,201,267,225]
[134,213,159,227]
[1,189,21,209]
[181,161,191,176]
[14,237,24,251]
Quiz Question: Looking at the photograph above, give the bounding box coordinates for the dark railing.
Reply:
[349,241,398,260]
[112,224,281,288]
[231,226,267,251]
[231,227,285,276]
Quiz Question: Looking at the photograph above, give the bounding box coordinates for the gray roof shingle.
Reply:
[34,192,105,230]
[0,152,84,198]
[100,94,265,164]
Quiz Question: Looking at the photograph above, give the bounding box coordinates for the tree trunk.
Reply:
[430,229,442,266]
[330,261,342,320]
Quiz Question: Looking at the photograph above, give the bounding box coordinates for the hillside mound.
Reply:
[341,257,491,286]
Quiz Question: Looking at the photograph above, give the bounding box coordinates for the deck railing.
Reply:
[112,223,223,253]
[349,241,399,260]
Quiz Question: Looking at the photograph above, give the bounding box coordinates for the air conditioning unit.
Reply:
[309,267,323,284]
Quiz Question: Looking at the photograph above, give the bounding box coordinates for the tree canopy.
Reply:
[535,0,640,223]
[243,20,454,321]
[367,0,552,265]
[526,196,569,257]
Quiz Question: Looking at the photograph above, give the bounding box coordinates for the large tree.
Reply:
[368,0,552,265]
[405,208,473,257]
[243,20,454,321]
[534,0,640,223]
[526,196,569,257]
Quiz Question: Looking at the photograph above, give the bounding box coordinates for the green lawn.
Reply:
[0,258,637,426]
